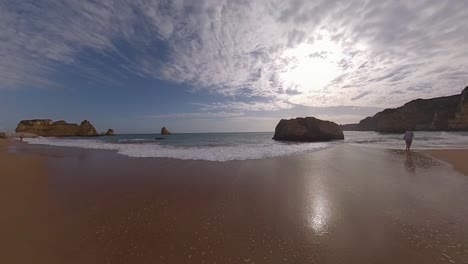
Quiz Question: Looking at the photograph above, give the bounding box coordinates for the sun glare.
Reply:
[279,36,344,93]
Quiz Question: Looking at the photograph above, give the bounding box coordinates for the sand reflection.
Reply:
[405,152,416,173]
[309,195,329,234]
[306,175,331,235]
[7,146,17,153]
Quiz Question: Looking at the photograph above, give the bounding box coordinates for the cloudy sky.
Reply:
[1,0,467,133]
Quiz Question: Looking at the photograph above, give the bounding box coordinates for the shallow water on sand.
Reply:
[22,131,468,161]
[3,143,468,263]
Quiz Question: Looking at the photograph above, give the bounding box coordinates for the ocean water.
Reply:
[23,131,468,161]
[345,131,468,149]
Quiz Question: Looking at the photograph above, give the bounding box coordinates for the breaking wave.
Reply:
[23,137,331,161]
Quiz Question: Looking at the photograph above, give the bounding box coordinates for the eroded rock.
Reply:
[273,117,344,142]
[15,119,98,137]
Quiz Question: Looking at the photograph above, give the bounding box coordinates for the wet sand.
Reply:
[422,149,468,176]
[2,140,468,264]
[0,140,55,263]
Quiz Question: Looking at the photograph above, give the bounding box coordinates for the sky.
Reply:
[1,0,468,133]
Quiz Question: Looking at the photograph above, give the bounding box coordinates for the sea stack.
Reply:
[15,119,99,137]
[104,129,115,136]
[273,117,344,142]
[161,126,172,135]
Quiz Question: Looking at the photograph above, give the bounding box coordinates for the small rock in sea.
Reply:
[104,129,115,136]
[161,126,172,135]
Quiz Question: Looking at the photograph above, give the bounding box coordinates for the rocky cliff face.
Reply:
[449,86,468,130]
[273,117,344,142]
[15,119,98,137]
[354,86,468,133]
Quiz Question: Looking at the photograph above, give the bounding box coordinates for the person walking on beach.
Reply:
[403,130,414,151]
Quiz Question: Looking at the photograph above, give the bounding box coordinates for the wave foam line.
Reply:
[23,137,330,162]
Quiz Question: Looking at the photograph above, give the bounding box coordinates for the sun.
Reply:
[278,36,344,93]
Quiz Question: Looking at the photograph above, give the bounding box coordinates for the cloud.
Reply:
[1,0,468,109]
[194,98,294,112]
[351,91,372,101]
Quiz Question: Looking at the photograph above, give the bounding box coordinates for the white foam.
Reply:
[23,137,330,161]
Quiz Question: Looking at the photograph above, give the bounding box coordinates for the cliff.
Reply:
[353,86,468,133]
[15,119,98,137]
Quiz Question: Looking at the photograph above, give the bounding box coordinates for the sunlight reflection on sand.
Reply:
[306,175,331,235]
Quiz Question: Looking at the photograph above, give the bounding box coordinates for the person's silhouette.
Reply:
[403,130,414,151]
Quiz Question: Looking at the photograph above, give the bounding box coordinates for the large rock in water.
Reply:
[104,129,115,136]
[352,86,468,133]
[161,126,172,135]
[273,117,344,142]
[15,119,98,137]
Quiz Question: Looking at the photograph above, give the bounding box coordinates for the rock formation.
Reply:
[347,86,468,133]
[104,129,115,136]
[0,132,6,139]
[15,119,99,137]
[273,117,344,142]
[450,86,468,130]
[161,126,172,135]
[77,120,98,136]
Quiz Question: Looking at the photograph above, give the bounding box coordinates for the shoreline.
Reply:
[2,139,468,263]
[10,137,468,176]
[420,149,468,176]
[17,130,468,161]
[16,137,468,172]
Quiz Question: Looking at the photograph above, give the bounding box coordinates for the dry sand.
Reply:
[1,140,468,264]
[422,149,468,176]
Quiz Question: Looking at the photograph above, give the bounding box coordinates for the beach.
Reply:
[2,139,468,264]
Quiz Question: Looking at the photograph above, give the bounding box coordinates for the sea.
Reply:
[23,131,468,162]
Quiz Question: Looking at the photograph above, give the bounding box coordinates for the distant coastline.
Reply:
[341,86,468,133]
